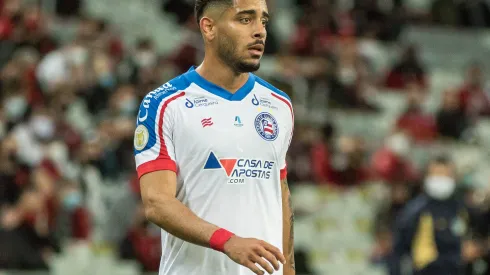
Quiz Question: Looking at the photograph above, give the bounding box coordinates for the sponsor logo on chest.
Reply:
[203,152,275,184]
[185,96,218,108]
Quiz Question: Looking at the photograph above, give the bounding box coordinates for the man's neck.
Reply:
[195,55,250,94]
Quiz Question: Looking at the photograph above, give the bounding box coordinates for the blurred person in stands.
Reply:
[351,0,404,41]
[384,44,428,90]
[371,131,419,184]
[55,0,83,18]
[311,122,335,185]
[326,135,370,187]
[10,105,56,168]
[457,62,490,117]
[457,0,490,28]
[389,156,484,275]
[431,0,460,27]
[436,89,471,141]
[119,201,161,272]
[331,42,379,111]
[290,0,340,56]
[395,83,437,143]
[0,186,53,270]
[371,183,413,265]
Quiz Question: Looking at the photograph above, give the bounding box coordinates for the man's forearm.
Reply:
[282,178,296,274]
[145,194,220,248]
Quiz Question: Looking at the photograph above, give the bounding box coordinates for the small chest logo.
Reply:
[201,118,213,128]
[254,112,278,141]
[234,116,243,127]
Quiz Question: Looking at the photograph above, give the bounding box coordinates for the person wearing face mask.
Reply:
[389,156,482,275]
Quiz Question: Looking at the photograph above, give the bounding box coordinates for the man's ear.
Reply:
[200,17,216,41]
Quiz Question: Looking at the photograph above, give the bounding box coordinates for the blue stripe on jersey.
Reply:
[134,75,191,155]
[184,66,256,101]
[254,75,292,103]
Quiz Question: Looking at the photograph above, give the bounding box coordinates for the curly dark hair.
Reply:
[194,0,233,25]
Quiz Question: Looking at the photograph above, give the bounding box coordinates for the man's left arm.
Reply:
[282,177,295,274]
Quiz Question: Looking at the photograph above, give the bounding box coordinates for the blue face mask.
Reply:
[119,97,138,116]
[63,191,83,211]
[99,74,116,88]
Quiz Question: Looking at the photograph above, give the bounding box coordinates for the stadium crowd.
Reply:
[1,0,490,274]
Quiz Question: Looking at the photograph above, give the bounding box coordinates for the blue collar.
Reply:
[184,66,255,101]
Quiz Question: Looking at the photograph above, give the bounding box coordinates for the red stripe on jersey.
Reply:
[271,93,294,130]
[272,93,293,181]
[280,166,287,180]
[137,91,185,179]
[158,91,185,162]
[137,159,177,179]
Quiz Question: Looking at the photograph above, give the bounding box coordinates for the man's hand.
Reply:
[224,236,286,275]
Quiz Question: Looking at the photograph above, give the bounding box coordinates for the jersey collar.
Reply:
[184,66,255,101]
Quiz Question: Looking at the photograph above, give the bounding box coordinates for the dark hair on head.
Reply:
[195,0,232,25]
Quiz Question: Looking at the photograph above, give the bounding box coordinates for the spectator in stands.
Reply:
[371,131,419,184]
[55,0,83,18]
[431,0,460,26]
[389,156,483,275]
[290,2,339,56]
[436,89,471,140]
[371,183,413,265]
[326,135,371,187]
[395,84,437,143]
[384,45,428,90]
[352,0,405,41]
[311,122,335,184]
[458,0,490,28]
[286,124,316,184]
[457,62,490,117]
[119,202,161,272]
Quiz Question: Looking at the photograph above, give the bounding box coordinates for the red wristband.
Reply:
[209,228,235,252]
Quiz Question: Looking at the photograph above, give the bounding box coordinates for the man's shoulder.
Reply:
[137,75,192,124]
[253,75,292,105]
[146,75,192,102]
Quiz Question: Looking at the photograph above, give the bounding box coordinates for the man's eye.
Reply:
[262,19,269,26]
[240,18,251,24]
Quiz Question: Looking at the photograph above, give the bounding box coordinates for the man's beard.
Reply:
[217,35,260,73]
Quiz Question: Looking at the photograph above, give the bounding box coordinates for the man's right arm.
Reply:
[140,170,219,247]
[140,169,286,275]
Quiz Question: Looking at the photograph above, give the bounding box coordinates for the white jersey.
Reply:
[133,67,294,275]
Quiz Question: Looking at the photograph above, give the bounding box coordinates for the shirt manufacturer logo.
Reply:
[234,116,243,127]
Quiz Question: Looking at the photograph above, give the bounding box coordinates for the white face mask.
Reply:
[424,175,456,200]
[30,115,55,140]
[68,46,88,65]
[4,96,28,121]
[386,133,410,157]
[135,51,156,68]
[338,67,357,86]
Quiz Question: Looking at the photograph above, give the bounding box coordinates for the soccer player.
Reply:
[133,0,295,274]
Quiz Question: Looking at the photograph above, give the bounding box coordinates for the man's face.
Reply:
[212,0,268,73]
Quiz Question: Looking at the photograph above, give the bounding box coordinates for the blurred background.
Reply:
[1,0,490,274]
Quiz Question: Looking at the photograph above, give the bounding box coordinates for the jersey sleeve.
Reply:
[134,91,183,179]
[278,107,294,180]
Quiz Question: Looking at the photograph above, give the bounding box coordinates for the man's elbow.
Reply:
[142,196,162,224]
